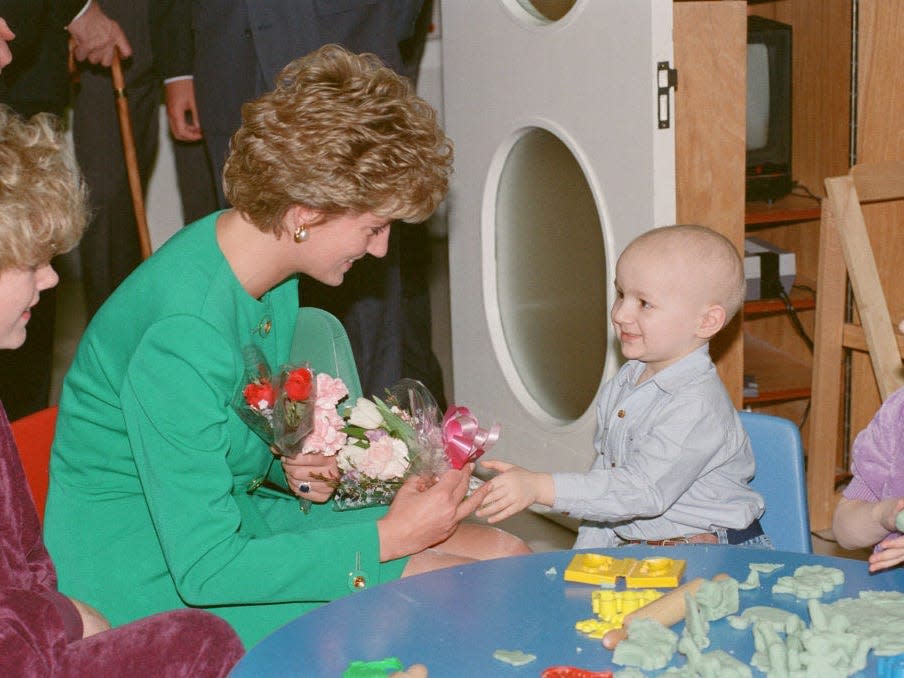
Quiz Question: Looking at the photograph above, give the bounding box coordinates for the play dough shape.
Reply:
[492,649,537,667]
[611,618,679,671]
[612,669,645,678]
[576,589,664,638]
[738,562,784,590]
[682,593,709,650]
[821,590,904,656]
[896,510,904,533]
[694,576,739,621]
[666,636,753,677]
[727,605,805,634]
[771,564,844,599]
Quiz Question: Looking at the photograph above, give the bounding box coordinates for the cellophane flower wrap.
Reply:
[232,345,349,510]
[332,378,501,511]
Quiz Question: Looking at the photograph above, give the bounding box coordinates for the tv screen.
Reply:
[746,43,771,152]
[746,16,792,203]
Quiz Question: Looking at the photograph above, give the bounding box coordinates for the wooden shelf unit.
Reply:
[745,194,821,227]
[742,333,811,405]
[674,1,858,530]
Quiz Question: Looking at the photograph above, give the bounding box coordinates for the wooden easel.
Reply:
[808,160,904,531]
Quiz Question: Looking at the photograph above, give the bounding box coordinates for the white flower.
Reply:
[348,398,383,429]
[338,443,368,472]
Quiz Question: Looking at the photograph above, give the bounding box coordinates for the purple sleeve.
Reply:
[0,589,70,675]
[38,591,84,641]
[843,387,904,502]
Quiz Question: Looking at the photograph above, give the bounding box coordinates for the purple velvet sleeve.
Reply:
[843,387,904,503]
[38,591,84,641]
[0,588,69,676]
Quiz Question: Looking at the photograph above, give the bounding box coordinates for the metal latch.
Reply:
[657,61,678,129]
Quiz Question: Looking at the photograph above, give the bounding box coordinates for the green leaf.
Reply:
[373,396,417,441]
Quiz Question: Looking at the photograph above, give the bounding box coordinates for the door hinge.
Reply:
[657,61,678,129]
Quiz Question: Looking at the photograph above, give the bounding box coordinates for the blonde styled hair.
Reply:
[0,106,87,270]
[627,224,746,322]
[224,44,453,234]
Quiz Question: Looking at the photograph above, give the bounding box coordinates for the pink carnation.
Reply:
[355,436,410,481]
[302,403,347,455]
[315,373,348,408]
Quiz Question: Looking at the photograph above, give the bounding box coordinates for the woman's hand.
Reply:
[0,18,13,72]
[475,460,554,524]
[377,464,490,561]
[69,597,111,638]
[280,452,339,502]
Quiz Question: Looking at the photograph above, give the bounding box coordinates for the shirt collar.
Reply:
[620,343,712,394]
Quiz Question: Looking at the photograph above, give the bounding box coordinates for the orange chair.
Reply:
[10,406,58,522]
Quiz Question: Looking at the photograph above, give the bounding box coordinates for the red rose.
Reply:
[244,380,276,410]
[284,367,313,401]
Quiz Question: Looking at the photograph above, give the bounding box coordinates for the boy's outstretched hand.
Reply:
[476,460,554,524]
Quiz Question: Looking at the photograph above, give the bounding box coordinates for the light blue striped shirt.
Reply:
[553,344,764,548]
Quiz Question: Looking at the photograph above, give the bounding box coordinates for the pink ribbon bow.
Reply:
[441,406,501,469]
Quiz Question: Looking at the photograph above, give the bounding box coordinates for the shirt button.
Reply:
[617,409,625,418]
[258,317,272,336]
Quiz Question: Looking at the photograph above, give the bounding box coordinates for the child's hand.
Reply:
[869,532,904,573]
[475,460,553,524]
[878,497,904,533]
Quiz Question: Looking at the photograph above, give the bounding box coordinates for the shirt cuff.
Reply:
[164,75,194,85]
[38,591,84,642]
[68,0,93,27]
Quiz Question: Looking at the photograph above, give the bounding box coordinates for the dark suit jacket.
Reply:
[0,0,85,115]
[158,0,422,138]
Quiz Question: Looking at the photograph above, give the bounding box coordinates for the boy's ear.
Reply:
[697,304,727,339]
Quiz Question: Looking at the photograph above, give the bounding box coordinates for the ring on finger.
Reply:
[298,483,311,494]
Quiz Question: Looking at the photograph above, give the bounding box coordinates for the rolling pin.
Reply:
[601,573,730,650]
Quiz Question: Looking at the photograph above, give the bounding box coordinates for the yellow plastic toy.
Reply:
[563,554,685,588]
[575,589,664,639]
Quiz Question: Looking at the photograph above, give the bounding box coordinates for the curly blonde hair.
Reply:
[224,44,453,234]
[0,106,87,270]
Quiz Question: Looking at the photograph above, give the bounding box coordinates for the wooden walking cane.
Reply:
[110,48,152,261]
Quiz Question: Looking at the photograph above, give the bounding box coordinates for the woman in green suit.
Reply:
[44,44,530,649]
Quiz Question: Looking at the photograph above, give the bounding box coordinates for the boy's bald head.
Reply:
[624,224,746,323]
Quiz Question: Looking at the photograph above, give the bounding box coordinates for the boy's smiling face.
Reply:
[610,241,717,380]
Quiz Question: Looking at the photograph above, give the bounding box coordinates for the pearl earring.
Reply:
[293,225,309,243]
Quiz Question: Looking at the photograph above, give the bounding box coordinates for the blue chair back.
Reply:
[739,411,812,553]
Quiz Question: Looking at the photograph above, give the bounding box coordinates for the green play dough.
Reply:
[771,564,844,599]
[491,649,536,667]
[821,590,904,655]
[665,636,753,677]
[896,509,904,532]
[612,618,679,671]
[694,577,739,620]
[738,562,785,590]
[727,605,805,634]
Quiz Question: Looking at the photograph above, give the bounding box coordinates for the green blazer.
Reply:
[44,213,406,648]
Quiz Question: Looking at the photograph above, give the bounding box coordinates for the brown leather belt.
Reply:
[620,519,764,547]
[621,532,719,546]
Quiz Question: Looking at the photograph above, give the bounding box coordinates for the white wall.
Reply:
[145,106,185,250]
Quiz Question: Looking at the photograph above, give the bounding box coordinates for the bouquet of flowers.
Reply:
[232,345,350,510]
[331,378,501,510]
[234,345,500,512]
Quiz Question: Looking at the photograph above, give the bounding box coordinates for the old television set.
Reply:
[746,15,792,203]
